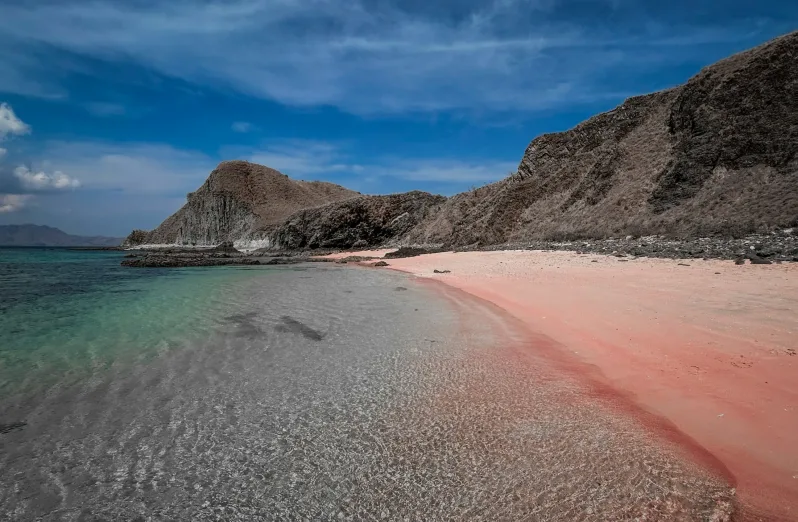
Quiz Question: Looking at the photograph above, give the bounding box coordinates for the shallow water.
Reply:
[0,249,735,520]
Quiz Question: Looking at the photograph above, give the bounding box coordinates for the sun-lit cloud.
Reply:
[0,102,30,139]
[0,101,84,213]
[0,194,32,213]
[35,141,216,196]
[14,166,81,190]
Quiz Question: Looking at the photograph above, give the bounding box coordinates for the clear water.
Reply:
[0,247,271,398]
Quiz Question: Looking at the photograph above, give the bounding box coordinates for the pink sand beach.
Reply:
[325,249,798,520]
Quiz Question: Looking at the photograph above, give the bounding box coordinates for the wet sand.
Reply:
[332,249,797,520]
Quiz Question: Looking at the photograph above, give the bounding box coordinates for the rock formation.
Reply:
[126,31,798,252]
[269,191,445,250]
[123,161,358,248]
[408,31,798,245]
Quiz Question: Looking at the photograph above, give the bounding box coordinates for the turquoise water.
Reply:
[0,247,268,398]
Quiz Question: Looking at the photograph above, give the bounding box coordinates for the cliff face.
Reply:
[126,32,798,251]
[408,30,798,244]
[269,191,446,250]
[125,161,358,247]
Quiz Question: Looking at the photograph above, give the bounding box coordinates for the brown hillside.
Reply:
[125,161,358,246]
[270,191,446,250]
[407,30,798,245]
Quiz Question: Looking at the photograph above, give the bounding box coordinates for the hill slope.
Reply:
[0,225,122,247]
[124,161,359,247]
[407,30,798,245]
[269,191,446,250]
[124,32,798,251]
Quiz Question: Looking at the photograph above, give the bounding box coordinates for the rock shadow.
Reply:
[275,316,326,341]
[223,312,262,338]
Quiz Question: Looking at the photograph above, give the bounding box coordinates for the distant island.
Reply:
[0,224,122,247]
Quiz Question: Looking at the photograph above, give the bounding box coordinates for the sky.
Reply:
[0,1,796,237]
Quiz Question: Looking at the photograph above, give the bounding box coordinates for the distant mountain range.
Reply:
[0,224,123,247]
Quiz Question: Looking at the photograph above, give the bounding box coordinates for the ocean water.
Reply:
[0,247,269,398]
[0,248,736,520]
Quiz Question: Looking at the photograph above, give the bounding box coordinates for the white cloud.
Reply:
[14,166,81,190]
[0,148,6,158]
[231,121,255,133]
[0,1,774,114]
[35,141,216,195]
[0,103,30,139]
[246,141,363,178]
[0,194,32,213]
[244,140,513,188]
[0,141,218,232]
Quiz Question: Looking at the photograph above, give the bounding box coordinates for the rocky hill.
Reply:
[269,191,446,250]
[123,161,358,247]
[407,30,798,245]
[0,224,122,247]
[125,31,797,252]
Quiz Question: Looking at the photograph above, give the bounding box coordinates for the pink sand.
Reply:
[332,249,798,519]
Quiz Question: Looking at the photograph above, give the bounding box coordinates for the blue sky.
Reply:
[0,1,795,237]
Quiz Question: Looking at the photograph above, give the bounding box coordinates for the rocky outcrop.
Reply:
[123,32,798,254]
[408,30,798,244]
[269,191,446,250]
[127,161,358,247]
[121,229,149,248]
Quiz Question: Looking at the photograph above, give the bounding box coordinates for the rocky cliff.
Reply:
[126,31,798,252]
[269,191,446,250]
[407,30,798,245]
[123,161,358,248]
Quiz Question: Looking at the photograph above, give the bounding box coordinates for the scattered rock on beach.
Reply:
[338,256,377,263]
[384,247,441,259]
[373,261,389,267]
[213,241,239,253]
[433,269,451,274]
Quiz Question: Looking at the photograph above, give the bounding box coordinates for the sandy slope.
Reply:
[326,249,798,520]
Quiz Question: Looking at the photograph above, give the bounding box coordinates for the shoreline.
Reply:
[327,248,798,520]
